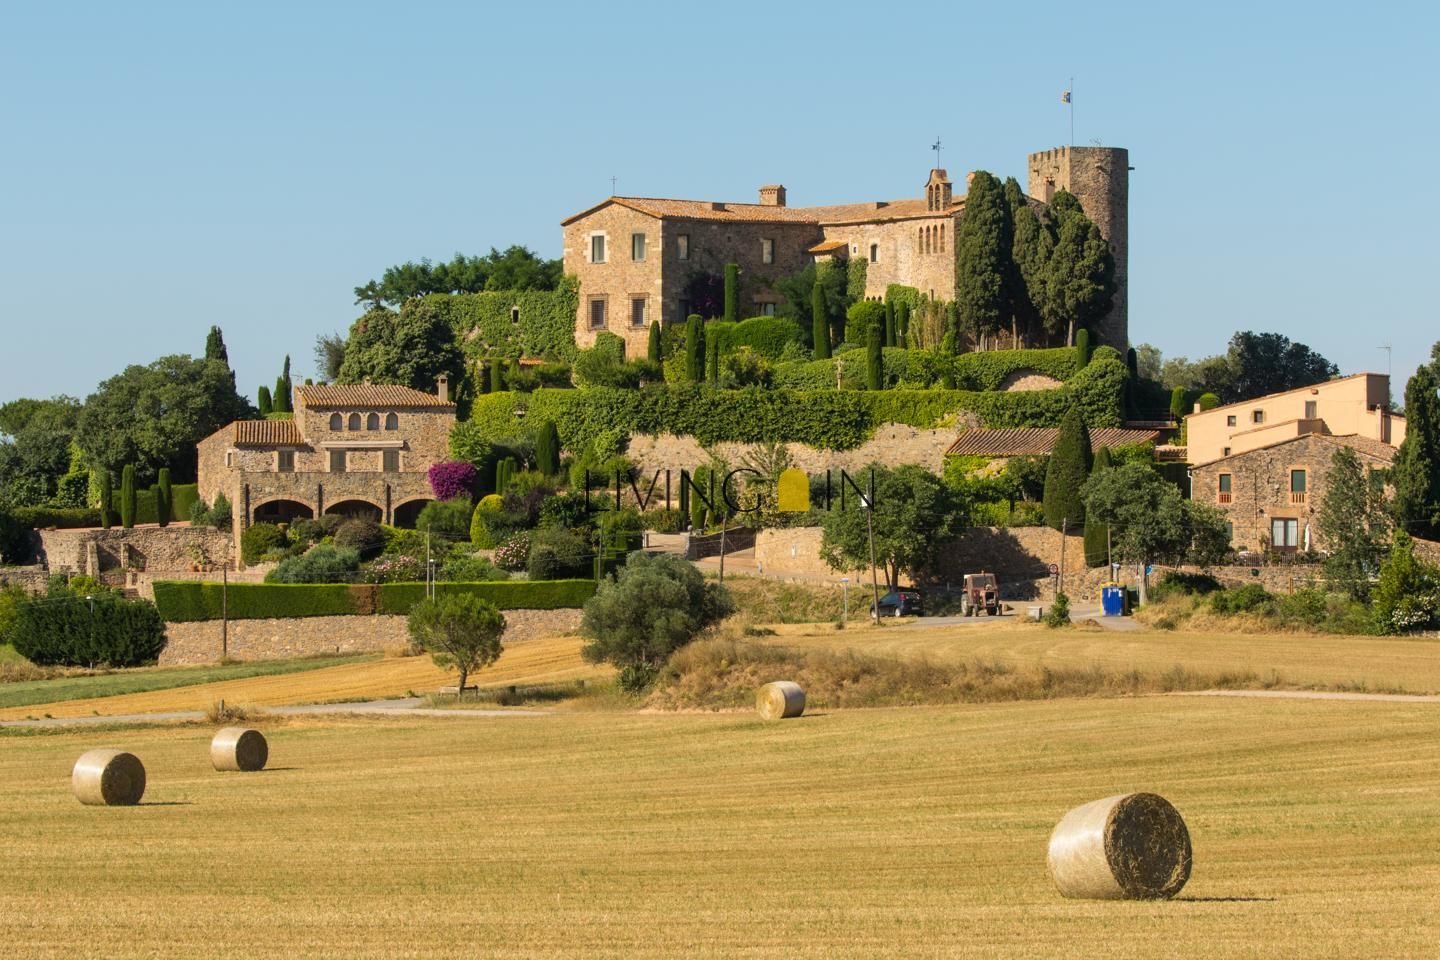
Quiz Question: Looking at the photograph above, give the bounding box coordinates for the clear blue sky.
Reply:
[2,0,1436,406]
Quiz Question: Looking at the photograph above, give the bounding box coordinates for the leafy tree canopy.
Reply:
[1319,446,1392,597]
[818,463,967,589]
[337,306,466,393]
[1156,332,1339,403]
[355,246,562,308]
[76,357,252,485]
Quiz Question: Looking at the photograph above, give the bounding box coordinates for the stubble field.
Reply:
[2,693,1438,959]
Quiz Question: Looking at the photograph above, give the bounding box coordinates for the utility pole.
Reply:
[221,562,229,660]
[1107,524,1112,573]
[841,577,850,623]
[864,494,881,622]
[1058,518,1067,600]
[718,522,726,583]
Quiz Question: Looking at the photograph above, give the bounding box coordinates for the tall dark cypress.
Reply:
[811,282,829,360]
[1391,358,1440,539]
[1082,447,1112,567]
[535,420,561,476]
[490,357,505,393]
[257,386,273,417]
[684,315,705,381]
[866,324,883,391]
[884,301,896,348]
[1042,406,1092,531]
[98,469,113,530]
[120,465,137,530]
[156,468,172,528]
[647,320,662,364]
[722,263,739,324]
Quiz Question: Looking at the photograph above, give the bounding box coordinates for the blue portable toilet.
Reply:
[1101,583,1125,617]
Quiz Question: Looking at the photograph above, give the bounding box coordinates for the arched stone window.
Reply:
[348,413,361,431]
[329,413,343,431]
[939,223,945,253]
[385,412,399,430]
[917,227,923,253]
[366,412,380,431]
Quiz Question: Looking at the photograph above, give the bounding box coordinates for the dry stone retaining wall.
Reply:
[159,608,583,666]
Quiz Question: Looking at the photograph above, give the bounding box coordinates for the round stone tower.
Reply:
[1026,146,1129,350]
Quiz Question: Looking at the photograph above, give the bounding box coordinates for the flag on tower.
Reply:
[1061,89,1071,104]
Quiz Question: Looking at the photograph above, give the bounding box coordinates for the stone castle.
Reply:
[561,145,1129,355]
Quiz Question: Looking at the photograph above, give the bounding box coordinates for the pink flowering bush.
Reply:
[493,533,531,572]
[428,461,478,502]
[359,554,426,584]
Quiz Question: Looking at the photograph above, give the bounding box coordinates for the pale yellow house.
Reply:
[1184,373,1404,466]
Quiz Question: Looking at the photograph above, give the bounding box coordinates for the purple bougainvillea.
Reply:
[428,461,478,502]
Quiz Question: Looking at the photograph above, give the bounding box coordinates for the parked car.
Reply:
[871,589,924,617]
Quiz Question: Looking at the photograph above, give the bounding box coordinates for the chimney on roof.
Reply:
[759,185,786,207]
[437,375,449,404]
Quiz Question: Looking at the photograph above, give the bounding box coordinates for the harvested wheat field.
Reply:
[0,634,607,722]
[762,620,1440,694]
[2,697,1438,959]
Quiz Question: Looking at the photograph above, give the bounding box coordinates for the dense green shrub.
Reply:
[241,522,286,565]
[440,550,507,583]
[640,507,684,533]
[0,510,31,564]
[1209,583,1273,615]
[266,544,362,583]
[334,518,385,558]
[718,316,803,360]
[684,315,704,381]
[153,581,358,621]
[394,281,580,363]
[846,301,886,345]
[647,320,662,363]
[527,527,592,580]
[11,594,167,666]
[416,497,474,543]
[9,506,103,530]
[865,324,883,390]
[1151,571,1222,600]
[811,283,829,360]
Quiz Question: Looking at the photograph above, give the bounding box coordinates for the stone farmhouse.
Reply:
[561,145,1129,358]
[1185,374,1404,554]
[197,379,456,563]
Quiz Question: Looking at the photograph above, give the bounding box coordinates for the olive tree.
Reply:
[407,593,506,695]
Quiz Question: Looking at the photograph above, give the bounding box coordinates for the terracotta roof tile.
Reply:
[297,384,454,409]
[946,427,1161,457]
[233,419,303,447]
[563,195,965,227]
[808,240,849,253]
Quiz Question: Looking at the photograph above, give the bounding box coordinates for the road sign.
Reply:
[1048,563,1059,575]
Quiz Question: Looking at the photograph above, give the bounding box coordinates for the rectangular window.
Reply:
[1252,410,1265,424]
[329,450,347,473]
[761,238,774,264]
[869,243,879,263]
[589,297,607,329]
[631,297,647,327]
[677,234,690,261]
[1304,400,1317,419]
[590,234,606,263]
[1217,473,1232,504]
[678,298,691,321]
[382,449,399,472]
[1226,415,1237,427]
[1222,446,1231,456]
[1270,518,1299,549]
[631,233,646,261]
[759,303,777,316]
[277,450,294,473]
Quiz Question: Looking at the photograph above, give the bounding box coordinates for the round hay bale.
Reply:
[1047,792,1192,900]
[72,749,146,806]
[756,681,806,721]
[211,727,268,772]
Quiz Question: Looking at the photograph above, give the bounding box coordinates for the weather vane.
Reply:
[932,137,942,169]
[610,175,617,196]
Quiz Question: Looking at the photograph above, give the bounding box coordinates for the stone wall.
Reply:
[818,211,959,302]
[159,608,583,666]
[37,525,234,578]
[0,567,50,594]
[627,422,971,480]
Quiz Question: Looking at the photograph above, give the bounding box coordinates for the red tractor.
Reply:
[960,572,1000,616]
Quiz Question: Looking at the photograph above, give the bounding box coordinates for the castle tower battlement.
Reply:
[1027,146,1129,350]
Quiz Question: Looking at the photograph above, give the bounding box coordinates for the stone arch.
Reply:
[392,497,435,529]
[939,223,945,252]
[252,498,315,525]
[323,498,383,523]
[347,413,362,431]
[330,413,343,431]
[385,412,399,430]
[366,412,380,430]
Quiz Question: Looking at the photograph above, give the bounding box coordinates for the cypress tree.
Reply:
[897,302,910,347]
[204,326,229,364]
[811,282,829,360]
[1392,360,1440,539]
[954,171,1011,351]
[647,320,662,364]
[690,465,710,531]
[120,465,136,529]
[884,301,896,348]
[1044,201,1115,346]
[684,315,705,381]
[1043,406,1092,531]
[98,469,113,530]
[866,324,883,391]
[257,385,272,416]
[156,468,172,528]
[1124,347,1139,416]
[273,376,288,414]
[490,357,505,392]
[1169,386,1189,421]
[722,263,739,324]
[508,358,522,388]
[1074,328,1091,368]
[535,420,560,476]
[1082,447,1112,567]
[706,326,721,385]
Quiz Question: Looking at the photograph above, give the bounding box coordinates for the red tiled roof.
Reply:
[562,195,965,227]
[808,239,849,253]
[233,419,303,447]
[945,427,1162,457]
[296,384,454,409]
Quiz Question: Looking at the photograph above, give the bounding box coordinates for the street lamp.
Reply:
[861,494,880,622]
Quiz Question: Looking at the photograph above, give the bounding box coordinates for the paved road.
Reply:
[1173,689,1440,704]
[0,698,552,729]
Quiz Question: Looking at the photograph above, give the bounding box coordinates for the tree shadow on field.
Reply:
[137,801,193,807]
[260,766,300,772]
[1174,896,1278,903]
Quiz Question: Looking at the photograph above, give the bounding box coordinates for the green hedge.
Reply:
[152,582,358,622]
[466,359,1126,452]
[375,579,596,615]
[716,316,803,359]
[772,346,1079,392]
[11,595,167,667]
[10,484,199,530]
[152,579,596,622]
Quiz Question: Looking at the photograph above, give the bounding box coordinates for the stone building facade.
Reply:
[197,381,457,565]
[1190,433,1395,554]
[562,147,1131,356]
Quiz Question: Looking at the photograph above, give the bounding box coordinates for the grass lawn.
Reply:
[1,698,1437,958]
[762,620,1440,694]
[0,654,378,713]
[0,635,609,721]
[0,643,24,664]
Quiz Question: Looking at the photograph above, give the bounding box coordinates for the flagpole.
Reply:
[1069,76,1074,146]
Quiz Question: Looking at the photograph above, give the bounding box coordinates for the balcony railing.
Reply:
[1217,492,1233,505]
[1290,491,1307,505]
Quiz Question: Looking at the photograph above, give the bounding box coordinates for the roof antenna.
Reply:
[610,175,617,196]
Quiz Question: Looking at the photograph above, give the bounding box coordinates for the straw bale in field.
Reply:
[756,681,806,721]
[72,749,146,806]
[1047,792,1191,900]
[211,727,269,772]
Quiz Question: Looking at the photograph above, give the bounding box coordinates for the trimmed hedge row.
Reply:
[12,595,167,667]
[468,357,1126,452]
[9,483,199,530]
[153,579,596,622]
